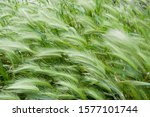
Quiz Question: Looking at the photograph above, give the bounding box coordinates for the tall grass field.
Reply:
[0,0,150,100]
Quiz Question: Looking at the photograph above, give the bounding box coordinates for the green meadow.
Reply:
[0,0,150,100]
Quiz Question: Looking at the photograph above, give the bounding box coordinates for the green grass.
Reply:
[0,0,150,100]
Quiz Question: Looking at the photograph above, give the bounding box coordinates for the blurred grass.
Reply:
[0,0,150,100]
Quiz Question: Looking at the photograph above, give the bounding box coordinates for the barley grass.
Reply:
[0,0,150,100]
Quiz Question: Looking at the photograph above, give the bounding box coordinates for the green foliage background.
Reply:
[0,0,150,100]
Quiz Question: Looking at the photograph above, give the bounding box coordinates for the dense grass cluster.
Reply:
[0,0,150,100]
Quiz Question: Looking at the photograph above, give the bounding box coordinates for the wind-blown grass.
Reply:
[0,0,150,100]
